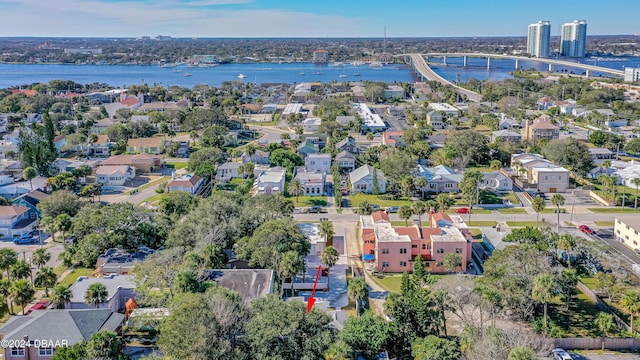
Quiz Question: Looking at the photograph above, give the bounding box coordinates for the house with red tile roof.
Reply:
[361,211,472,273]
[382,131,405,147]
[10,89,37,97]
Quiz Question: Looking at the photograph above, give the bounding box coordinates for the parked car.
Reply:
[307,206,322,213]
[579,225,593,234]
[455,207,469,214]
[372,204,381,211]
[552,348,573,360]
[13,235,38,245]
[386,206,399,213]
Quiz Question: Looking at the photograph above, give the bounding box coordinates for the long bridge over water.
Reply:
[401,53,625,103]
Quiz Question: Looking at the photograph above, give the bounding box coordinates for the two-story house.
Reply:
[305,153,331,173]
[96,165,136,186]
[254,167,286,195]
[349,165,387,194]
[335,137,358,154]
[522,115,559,143]
[126,137,165,154]
[383,131,405,147]
[335,151,356,172]
[11,190,50,220]
[294,168,326,196]
[216,162,243,182]
[427,111,444,130]
[0,205,38,238]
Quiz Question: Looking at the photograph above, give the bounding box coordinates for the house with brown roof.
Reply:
[100,154,164,173]
[82,134,112,157]
[167,174,204,194]
[127,137,165,154]
[0,205,37,238]
[522,114,559,143]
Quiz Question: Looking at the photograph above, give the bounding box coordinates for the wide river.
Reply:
[0,56,638,88]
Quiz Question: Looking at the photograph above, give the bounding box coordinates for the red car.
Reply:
[579,225,593,234]
[455,208,469,214]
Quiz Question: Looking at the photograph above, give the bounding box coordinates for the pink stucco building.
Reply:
[361,211,472,273]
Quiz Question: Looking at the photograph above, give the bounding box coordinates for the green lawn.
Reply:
[289,196,328,208]
[373,274,445,293]
[506,221,539,227]
[497,208,528,214]
[58,267,95,287]
[466,166,496,173]
[135,176,171,193]
[541,208,567,214]
[139,193,166,206]
[467,228,483,239]
[503,191,519,205]
[587,208,640,213]
[550,292,603,337]
[594,221,615,227]
[350,193,410,208]
[166,162,189,170]
[467,221,498,227]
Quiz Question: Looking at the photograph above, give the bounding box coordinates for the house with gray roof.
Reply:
[199,269,275,300]
[335,151,356,171]
[480,171,513,192]
[335,137,358,154]
[215,162,243,182]
[0,309,124,359]
[349,165,387,194]
[68,274,135,311]
[491,129,522,144]
[415,164,463,193]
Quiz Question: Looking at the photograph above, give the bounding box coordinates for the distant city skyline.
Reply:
[0,0,637,38]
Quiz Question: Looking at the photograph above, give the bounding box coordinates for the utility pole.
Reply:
[569,199,575,226]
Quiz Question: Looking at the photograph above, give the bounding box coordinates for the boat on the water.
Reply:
[238,73,247,79]
[183,73,192,77]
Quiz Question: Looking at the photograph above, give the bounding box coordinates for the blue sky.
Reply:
[0,0,637,37]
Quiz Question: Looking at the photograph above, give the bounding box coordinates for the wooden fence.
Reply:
[555,337,640,350]
[577,281,629,332]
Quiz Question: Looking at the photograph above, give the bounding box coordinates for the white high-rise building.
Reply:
[527,21,551,58]
[625,67,640,83]
[560,20,587,58]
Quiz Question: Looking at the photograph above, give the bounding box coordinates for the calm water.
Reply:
[0,62,416,88]
[0,56,638,88]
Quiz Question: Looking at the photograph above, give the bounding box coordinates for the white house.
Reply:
[241,150,270,165]
[303,118,322,133]
[96,165,136,186]
[216,162,243,181]
[67,274,135,311]
[305,153,331,173]
[167,174,204,194]
[616,164,640,187]
[416,165,463,193]
[349,165,387,194]
[254,167,286,195]
[511,153,570,193]
[294,169,326,196]
[480,171,513,192]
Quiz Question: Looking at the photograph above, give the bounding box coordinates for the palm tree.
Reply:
[356,201,373,215]
[412,201,428,226]
[415,177,428,199]
[347,277,369,316]
[10,279,35,315]
[201,244,227,269]
[85,283,109,308]
[594,312,616,350]
[35,266,57,296]
[287,179,303,202]
[10,260,31,281]
[531,197,546,228]
[244,143,257,158]
[366,132,374,146]
[0,249,17,281]
[632,178,640,209]
[436,193,454,213]
[620,291,640,335]
[319,219,334,247]
[398,205,413,227]
[22,166,37,191]
[490,160,503,170]
[32,248,51,269]
[0,278,13,314]
[551,194,565,231]
[609,175,618,203]
[598,174,609,197]
[279,251,304,297]
[51,284,72,309]
[531,273,556,329]
[400,176,414,202]
[557,235,576,268]
[321,246,339,269]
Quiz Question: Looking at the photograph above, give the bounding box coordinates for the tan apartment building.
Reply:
[615,218,640,252]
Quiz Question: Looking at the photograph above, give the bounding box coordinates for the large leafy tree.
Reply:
[158,190,199,218]
[37,190,82,219]
[411,335,460,360]
[19,131,56,176]
[339,311,392,360]
[236,218,310,271]
[245,295,334,360]
[158,288,249,360]
[542,138,592,176]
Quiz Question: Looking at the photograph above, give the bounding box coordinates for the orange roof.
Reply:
[168,175,202,188]
[0,206,29,218]
[127,137,163,149]
[372,211,390,223]
[121,97,141,107]
[54,135,65,142]
[96,135,110,145]
[430,212,452,223]
[362,228,376,241]
[11,89,37,96]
